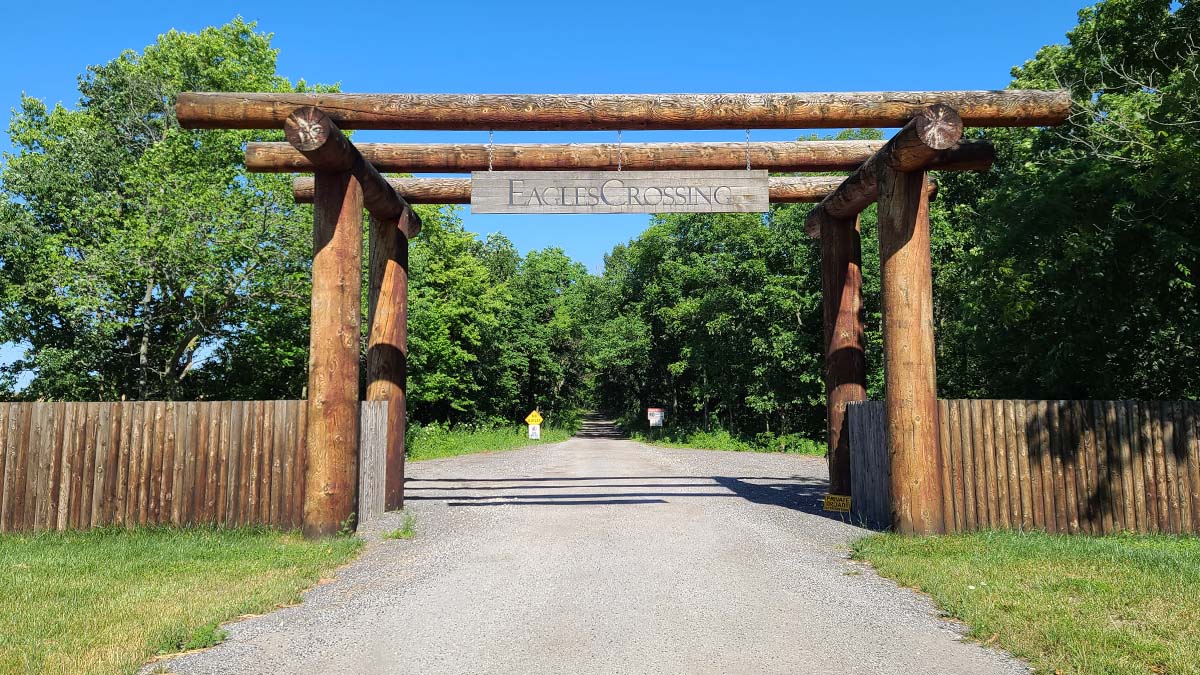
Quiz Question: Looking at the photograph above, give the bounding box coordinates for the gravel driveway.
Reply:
[156,419,1027,674]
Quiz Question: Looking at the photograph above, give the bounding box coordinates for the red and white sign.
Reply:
[647,407,665,427]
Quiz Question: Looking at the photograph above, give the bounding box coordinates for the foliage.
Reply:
[631,426,825,455]
[0,526,361,675]
[382,512,417,540]
[0,19,324,401]
[406,420,577,461]
[933,0,1200,400]
[853,530,1200,675]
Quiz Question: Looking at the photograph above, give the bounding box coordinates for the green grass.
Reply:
[0,526,361,675]
[407,424,573,461]
[631,427,826,455]
[382,512,416,540]
[852,530,1200,675]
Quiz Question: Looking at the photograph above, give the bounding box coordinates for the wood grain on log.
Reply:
[821,215,866,497]
[302,172,363,539]
[284,107,421,237]
[806,105,968,237]
[179,90,1071,130]
[250,141,884,173]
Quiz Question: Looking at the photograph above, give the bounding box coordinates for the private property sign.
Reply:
[471,170,769,214]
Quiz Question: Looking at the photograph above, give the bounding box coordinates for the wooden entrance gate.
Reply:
[176,90,1070,536]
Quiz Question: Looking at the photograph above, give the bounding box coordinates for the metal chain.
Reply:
[617,129,623,172]
[745,129,751,171]
[487,130,494,171]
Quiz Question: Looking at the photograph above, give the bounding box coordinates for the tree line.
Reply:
[1,1,1196,443]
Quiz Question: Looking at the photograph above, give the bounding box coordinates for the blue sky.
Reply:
[0,0,1087,374]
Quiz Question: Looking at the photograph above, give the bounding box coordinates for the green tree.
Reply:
[0,18,325,401]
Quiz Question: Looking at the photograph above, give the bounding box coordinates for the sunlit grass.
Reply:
[852,530,1200,675]
[0,527,361,675]
[407,424,572,461]
[631,428,826,455]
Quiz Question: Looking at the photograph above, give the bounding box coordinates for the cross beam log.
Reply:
[179,90,1071,131]
[291,176,852,205]
[283,106,421,237]
[250,141,885,173]
[805,105,966,237]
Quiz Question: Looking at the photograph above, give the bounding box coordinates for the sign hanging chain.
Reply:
[617,129,623,172]
[745,129,751,171]
[487,130,494,171]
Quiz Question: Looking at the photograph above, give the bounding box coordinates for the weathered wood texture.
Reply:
[806,105,965,237]
[357,400,388,525]
[471,170,769,214]
[251,140,892,172]
[877,169,944,535]
[367,213,411,512]
[0,400,385,532]
[848,401,889,529]
[284,107,421,237]
[847,400,1200,534]
[178,90,1071,130]
[303,171,363,538]
[821,215,866,496]
[293,176,849,205]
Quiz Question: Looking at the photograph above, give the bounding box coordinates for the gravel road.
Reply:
[156,419,1027,675]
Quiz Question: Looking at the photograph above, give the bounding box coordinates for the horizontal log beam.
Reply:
[283,106,421,237]
[806,105,965,237]
[178,90,1071,131]
[249,141,885,173]
[293,176,849,205]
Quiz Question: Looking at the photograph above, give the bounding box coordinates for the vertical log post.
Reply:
[877,168,945,535]
[820,214,867,497]
[303,172,363,538]
[367,213,412,512]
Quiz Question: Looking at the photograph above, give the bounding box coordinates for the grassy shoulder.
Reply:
[407,423,574,461]
[0,527,361,675]
[629,427,825,456]
[852,530,1200,675]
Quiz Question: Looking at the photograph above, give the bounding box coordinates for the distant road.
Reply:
[158,418,1027,675]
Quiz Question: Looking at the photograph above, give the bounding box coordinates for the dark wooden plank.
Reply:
[1170,401,1192,534]
[0,403,15,532]
[231,400,250,525]
[939,401,959,532]
[980,400,1000,528]
[1186,402,1200,533]
[1099,401,1123,533]
[1128,402,1149,532]
[192,402,210,524]
[138,401,157,526]
[1004,400,1023,528]
[1161,402,1182,533]
[54,403,77,531]
[169,402,186,525]
[967,400,987,529]
[1135,402,1158,532]
[68,402,91,529]
[8,404,33,531]
[26,403,49,531]
[247,401,262,523]
[278,401,294,528]
[259,400,276,524]
[149,402,167,524]
[182,402,200,525]
[271,400,286,526]
[1074,400,1097,535]
[1022,401,1044,530]
[203,402,222,524]
[223,401,242,525]
[1010,401,1032,529]
[95,402,118,527]
[1150,402,1171,532]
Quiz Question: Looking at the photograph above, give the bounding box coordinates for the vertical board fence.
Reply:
[848,400,1200,534]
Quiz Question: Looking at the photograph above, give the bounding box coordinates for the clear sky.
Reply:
[0,0,1087,374]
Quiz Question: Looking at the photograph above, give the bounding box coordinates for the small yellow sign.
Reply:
[524,410,543,426]
[823,494,852,513]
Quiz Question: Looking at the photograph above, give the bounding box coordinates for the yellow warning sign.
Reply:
[823,494,852,513]
[524,410,543,426]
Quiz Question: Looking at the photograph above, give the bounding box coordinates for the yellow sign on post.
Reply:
[525,410,543,426]
[823,494,852,513]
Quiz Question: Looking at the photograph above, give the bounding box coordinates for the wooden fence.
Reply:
[848,400,1200,535]
[0,400,389,533]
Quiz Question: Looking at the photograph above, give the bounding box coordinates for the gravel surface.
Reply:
[155,419,1028,674]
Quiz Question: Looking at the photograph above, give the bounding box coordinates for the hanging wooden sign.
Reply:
[471,170,769,214]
